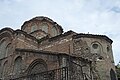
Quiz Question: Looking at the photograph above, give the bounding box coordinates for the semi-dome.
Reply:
[21,16,63,39]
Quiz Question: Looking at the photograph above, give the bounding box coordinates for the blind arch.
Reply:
[27,59,48,75]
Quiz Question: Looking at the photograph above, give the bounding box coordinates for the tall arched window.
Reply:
[5,43,12,57]
[2,61,8,79]
[91,42,102,54]
[0,39,7,59]
[13,56,22,76]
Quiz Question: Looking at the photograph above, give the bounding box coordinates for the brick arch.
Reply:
[27,59,48,75]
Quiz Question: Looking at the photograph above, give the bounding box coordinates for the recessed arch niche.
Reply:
[27,59,48,75]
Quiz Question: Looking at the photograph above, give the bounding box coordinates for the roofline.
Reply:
[15,29,38,42]
[73,33,113,44]
[15,48,91,62]
[0,27,14,34]
[48,30,77,42]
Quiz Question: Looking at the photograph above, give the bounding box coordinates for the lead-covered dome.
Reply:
[21,16,63,39]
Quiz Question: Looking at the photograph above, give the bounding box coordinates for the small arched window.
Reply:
[13,56,22,76]
[107,45,110,52]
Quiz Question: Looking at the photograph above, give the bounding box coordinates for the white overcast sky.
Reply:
[0,0,120,64]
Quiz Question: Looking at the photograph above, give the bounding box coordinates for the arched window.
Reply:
[13,56,22,76]
[5,43,12,57]
[91,42,102,54]
[31,24,37,32]
[0,39,7,59]
[27,59,47,75]
[51,27,58,37]
[40,23,48,33]
[2,61,8,79]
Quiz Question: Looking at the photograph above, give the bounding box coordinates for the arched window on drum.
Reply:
[31,24,37,32]
[51,27,58,37]
[39,23,49,33]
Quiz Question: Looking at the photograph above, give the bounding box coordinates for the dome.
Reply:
[21,16,63,38]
